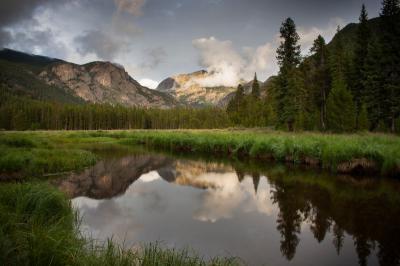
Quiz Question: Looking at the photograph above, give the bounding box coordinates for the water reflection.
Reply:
[54,152,400,266]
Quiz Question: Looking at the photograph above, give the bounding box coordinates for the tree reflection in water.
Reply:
[54,151,400,266]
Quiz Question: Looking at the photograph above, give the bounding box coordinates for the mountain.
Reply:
[156,70,237,106]
[0,49,176,108]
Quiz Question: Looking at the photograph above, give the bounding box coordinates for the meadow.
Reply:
[1,130,400,179]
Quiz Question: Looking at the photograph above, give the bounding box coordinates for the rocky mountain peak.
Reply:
[156,69,236,106]
[37,60,175,108]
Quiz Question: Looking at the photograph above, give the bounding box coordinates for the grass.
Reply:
[116,130,400,177]
[0,129,399,264]
[0,133,97,180]
[1,130,399,179]
[0,182,241,266]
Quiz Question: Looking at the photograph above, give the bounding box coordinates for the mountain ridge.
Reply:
[0,48,176,108]
[156,70,238,106]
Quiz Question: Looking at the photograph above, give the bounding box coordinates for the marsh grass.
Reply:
[0,183,241,266]
[116,130,400,177]
[0,133,97,179]
[1,130,399,178]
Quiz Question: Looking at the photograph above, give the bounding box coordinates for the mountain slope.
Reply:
[0,49,83,104]
[156,70,236,106]
[0,49,176,108]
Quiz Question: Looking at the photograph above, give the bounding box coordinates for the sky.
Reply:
[0,0,381,88]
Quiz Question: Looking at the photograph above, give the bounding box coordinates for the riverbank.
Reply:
[1,130,399,179]
[119,130,400,177]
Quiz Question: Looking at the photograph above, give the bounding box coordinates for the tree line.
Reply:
[227,0,400,133]
[0,88,231,130]
[0,0,399,132]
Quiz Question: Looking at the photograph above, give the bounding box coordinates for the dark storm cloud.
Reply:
[0,0,52,26]
[0,0,70,46]
[0,0,383,82]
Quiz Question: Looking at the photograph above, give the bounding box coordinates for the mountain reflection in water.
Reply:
[54,152,400,266]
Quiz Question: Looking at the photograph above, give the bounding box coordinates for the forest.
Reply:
[0,1,399,133]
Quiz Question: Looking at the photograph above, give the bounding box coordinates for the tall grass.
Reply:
[1,130,399,179]
[0,133,97,180]
[117,130,400,177]
[0,183,242,265]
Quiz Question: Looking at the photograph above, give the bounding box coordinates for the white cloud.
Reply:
[139,78,159,89]
[192,36,277,87]
[193,174,278,223]
[191,17,345,87]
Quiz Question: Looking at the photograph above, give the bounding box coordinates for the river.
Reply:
[54,146,400,266]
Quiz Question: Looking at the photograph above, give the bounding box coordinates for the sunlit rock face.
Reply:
[39,61,176,108]
[156,70,272,107]
[156,70,236,106]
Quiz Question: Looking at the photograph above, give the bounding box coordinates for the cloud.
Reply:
[1,15,68,57]
[192,36,277,87]
[114,0,146,16]
[192,37,245,87]
[75,30,127,61]
[191,17,345,87]
[139,78,159,89]
[193,174,278,223]
[0,0,68,46]
[0,0,56,27]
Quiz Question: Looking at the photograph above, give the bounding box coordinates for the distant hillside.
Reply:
[0,49,176,108]
[0,49,83,104]
[156,70,237,107]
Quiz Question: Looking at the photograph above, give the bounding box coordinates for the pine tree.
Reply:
[310,35,330,130]
[251,73,261,98]
[326,79,356,132]
[381,0,400,15]
[380,0,400,132]
[364,37,384,130]
[276,17,302,131]
[227,84,245,125]
[358,104,370,130]
[351,4,370,129]
[327,25,356,132]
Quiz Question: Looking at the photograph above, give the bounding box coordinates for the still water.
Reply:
[55,147,400,266]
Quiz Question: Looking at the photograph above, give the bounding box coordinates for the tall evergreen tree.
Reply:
[276,17,301,131]
[310,35,330,130]
[328,26,356,132]
[326,79,356,132]
[227,84,245,124]
[351,4,370,129]
[364,37,384,130]
[380,0,400,132]
[251,73,261,98]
